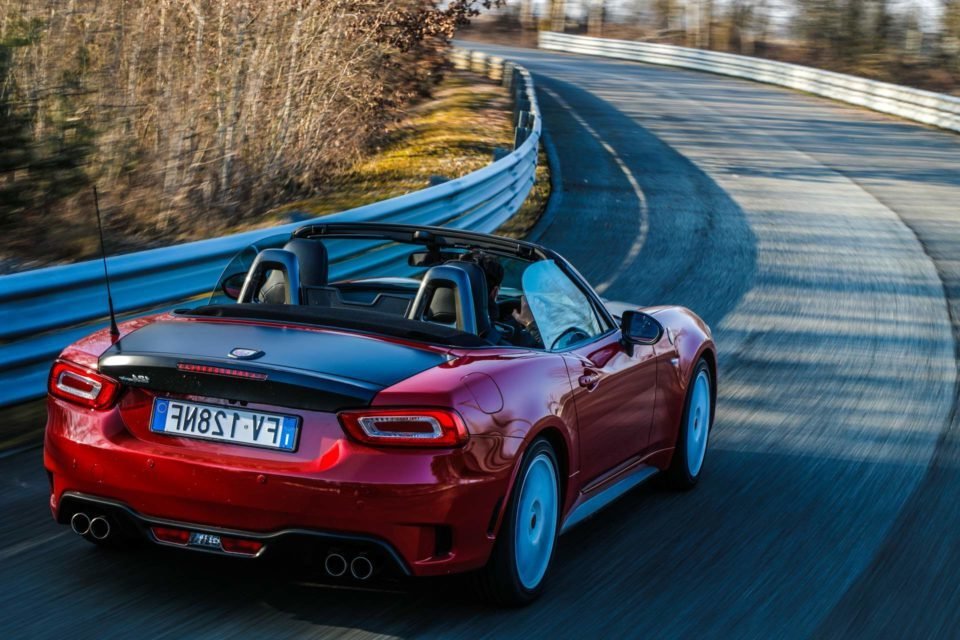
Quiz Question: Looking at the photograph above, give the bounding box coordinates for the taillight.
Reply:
[48,360,121,410]
[338,408,469,448]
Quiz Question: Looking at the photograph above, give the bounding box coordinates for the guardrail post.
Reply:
[517,111,531,131]
[502,62,515,91]
[488,56,504,82]
[514,126,525,148]
[514,97,531,126]
[470,51,487,75]
[450,48,470,71]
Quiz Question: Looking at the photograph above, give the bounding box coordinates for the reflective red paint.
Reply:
[44,307,715,577]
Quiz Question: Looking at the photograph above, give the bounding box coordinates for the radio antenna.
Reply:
[93,186,120,339]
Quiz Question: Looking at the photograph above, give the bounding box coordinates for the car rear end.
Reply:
[44,316,518,579]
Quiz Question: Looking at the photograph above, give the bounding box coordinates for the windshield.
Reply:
[209,233,292,305]
[521,260,604,350]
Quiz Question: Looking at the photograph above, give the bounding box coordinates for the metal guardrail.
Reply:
[0,48,541,407]
[539,32,960,133]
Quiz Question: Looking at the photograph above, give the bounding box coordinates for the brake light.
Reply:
[338,408,469,448]
[48,360,121,410]
[177,363,268,380]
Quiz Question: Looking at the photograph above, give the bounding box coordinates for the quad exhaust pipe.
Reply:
[70,512,91,536]
[70,512,111,541]
[349,555,374,581]
[89,516,111,541]
[324,551,374,580]
[324,552,348,578]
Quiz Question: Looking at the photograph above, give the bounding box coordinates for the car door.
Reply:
[563,334,658,484]
[520,260,657,485]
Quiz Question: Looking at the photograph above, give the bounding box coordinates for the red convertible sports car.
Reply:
[44,222,716,605]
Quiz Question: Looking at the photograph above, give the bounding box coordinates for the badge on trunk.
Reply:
[229,348,264,360]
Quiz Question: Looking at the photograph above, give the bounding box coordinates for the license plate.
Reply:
[150,398,300,452]
[189,532,222,549]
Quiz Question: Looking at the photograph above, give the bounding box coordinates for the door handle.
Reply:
[578,371,600,390]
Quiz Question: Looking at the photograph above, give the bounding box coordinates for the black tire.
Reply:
[664,358,713,490]
[477,437,560,606]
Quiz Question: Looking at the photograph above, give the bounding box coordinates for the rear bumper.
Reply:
[58,492,412,575]
[44,398,522,577]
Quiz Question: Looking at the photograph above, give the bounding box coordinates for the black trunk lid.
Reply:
[99,319,447,411]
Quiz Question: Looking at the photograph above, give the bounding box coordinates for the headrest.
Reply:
[283,238,328,288]
[454,261,494,333]
[407,262,492,338]
[427,286,457,324]
[238,248,301,305]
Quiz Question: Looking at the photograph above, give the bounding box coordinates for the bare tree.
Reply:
[588,0,605,35]
[549,0,567,32]
[945,0,960,68]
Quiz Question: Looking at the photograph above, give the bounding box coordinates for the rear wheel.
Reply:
[664,358,713,489]
[477,437,560,606]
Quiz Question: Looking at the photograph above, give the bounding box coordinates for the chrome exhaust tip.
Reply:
[349,555,374,581]
[89,516,111,541]
[324,552,348,578]
[70,512,91,536]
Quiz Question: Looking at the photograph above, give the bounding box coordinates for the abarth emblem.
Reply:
[229,348,264,360]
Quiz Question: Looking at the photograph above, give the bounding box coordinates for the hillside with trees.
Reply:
[476,0,960,95]
[0,1,500,271]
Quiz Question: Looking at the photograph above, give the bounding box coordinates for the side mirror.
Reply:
[221,272,247,300]
[620,310,663,355]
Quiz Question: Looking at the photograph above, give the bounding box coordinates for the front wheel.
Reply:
[664,358,713,489]
[477,437,560,606]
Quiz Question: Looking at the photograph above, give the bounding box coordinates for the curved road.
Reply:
[4,44,960,639]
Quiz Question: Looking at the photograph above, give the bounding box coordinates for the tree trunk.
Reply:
[519,0,535,30]
[587,0,604,36]
[550,0,566,32]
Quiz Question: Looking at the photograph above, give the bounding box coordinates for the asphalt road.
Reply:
[4,44,960,639]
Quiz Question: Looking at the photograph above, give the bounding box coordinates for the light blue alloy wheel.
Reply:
[686,370,711,477]
[514,452,559,590]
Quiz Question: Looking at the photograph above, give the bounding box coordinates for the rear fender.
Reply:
[485,416,577,540]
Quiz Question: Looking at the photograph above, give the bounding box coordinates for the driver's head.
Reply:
[460,250,503,301]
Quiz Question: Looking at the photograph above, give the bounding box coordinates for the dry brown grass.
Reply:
[270,68,549,232]
[272,70,516,219]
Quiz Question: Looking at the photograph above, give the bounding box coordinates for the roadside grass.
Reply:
[270,69,549,224]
